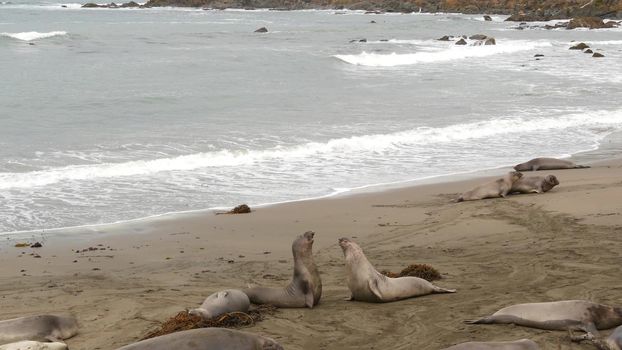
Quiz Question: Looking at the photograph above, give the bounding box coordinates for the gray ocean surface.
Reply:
[1,2,622,234]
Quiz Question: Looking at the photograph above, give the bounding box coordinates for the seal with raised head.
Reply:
[243,231,321,308]
[338,237,455,303]
[466,300,622,334]
[510,175,559,194]
[189,289,250,320]
[0,315,78,344]
[571,324,622,350]
[0,341,68,350]
[116,328,283,350]
[456,171,523,202]
[442,339,540,350]
[514,158,589,171]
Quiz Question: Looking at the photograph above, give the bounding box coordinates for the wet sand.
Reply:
[1,159,621,349]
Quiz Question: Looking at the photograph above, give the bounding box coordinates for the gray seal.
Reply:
[243,231,321,308]
[338,237,455,302]
[571,324,622,350]
[189,289,250,320]
[514,158,589,171]
[456,171,523,202]
[442,339,540,350]
[466,300,622,334]
[116,328,283,350]
[0,341,68,350]
[510,175,559,194]
[0,315,78,344]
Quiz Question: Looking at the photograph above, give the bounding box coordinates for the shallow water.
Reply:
[1,4,621,233]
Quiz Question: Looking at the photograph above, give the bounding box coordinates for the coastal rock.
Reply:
[484,37,496,45]
[254,27,268,33]
[584,49,593,53]
[544,22,568,29]
[483,15,492,21]
[121,1,140,6]
[593,52,604,57]
[567,16,618,29]
[569,42,589,50]
[81,2,100,7]
[437,35,451,41]
[455,38,467,45]
[469,34,487,40]
[534,54,544,57]
[505,12,549,22]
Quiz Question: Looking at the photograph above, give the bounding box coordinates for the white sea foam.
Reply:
[334,41,552,67]
[2,108,621,190]
[0,30,67,41]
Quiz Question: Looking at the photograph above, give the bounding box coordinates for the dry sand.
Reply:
[1,159,621,349]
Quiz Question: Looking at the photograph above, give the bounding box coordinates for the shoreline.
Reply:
[1,133,612,240]
[0,154,621,349]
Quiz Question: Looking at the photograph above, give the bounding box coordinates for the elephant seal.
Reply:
[456,171,523,202]
[510,175,559,194]
[338,237,455,303]
[514,158,589,171]
[243,231,321,308]
[466,300,622,334]
[0,341,68,350]
[189,289,250,320]
[116,328,283,350]
[570,324,622,350]
[0,315,78,344]
[442,339,540,350]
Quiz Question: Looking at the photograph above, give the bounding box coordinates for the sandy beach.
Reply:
[1,158,621,349]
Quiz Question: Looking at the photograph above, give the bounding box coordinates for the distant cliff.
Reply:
[143,0,622,19]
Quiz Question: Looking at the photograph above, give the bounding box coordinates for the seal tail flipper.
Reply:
[432,286,456,293]
[454,196,464,203]
[464,316,493,324]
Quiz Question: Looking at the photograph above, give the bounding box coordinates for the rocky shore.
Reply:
[130,0,622,19]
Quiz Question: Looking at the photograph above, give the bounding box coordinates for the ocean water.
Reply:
[1,3,622,234]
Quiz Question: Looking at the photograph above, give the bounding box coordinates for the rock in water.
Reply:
[569,42,589,50]
[254,27,268,33]
[567,17,618,30]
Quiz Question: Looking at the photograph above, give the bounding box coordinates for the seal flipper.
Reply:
[464,317,493,324]
[578,322,600,337]
[305,292,314,308]
[368,278,383,301]
[432,285,456,293]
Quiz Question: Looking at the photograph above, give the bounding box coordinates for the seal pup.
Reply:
[442,339,540,350]
[243,231,322,308]
[189,289,250,320]
[570,324,622,350]
[456,171,523,202]
[510,175,559,194]
[0,315,78,344]
[514,158,589,171]
[466,300,622,334]
[338,237,455,303]
[116,328,283,350]
[0,341,68,350]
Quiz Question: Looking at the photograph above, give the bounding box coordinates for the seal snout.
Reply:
[338,237,351,249]
[303,230,315,243]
